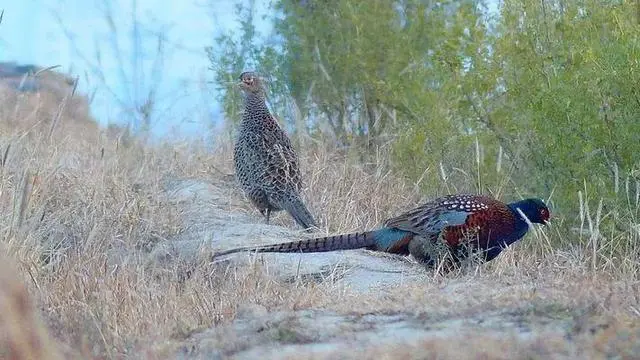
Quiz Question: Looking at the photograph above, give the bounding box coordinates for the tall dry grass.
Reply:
[0,71,639,358]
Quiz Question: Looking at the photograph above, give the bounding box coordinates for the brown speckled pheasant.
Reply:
[233,71,317,229]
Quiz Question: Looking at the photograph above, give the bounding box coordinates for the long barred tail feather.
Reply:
[212,227,416,259]
[212,231,375,259]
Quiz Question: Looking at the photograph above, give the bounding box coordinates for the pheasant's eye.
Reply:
[540,208,549,219]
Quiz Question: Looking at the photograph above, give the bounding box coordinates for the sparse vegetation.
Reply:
[1,0,640,358]
[1,68,639,357]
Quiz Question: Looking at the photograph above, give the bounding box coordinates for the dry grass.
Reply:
[0,79,639,359]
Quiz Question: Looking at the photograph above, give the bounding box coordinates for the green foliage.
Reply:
[487,0,640,211]
[208,0,640,246]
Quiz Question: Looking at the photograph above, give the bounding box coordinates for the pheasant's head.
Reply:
[509,198,551,225]
[238,71,264,94]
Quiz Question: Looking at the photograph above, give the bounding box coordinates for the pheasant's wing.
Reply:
[381,205,471,257]
[272,133,302,190]
[260,115,303,193]
[384,195,494,240]
[384,203,471,237]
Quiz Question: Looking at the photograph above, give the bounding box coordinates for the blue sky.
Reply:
[0,0,272,139]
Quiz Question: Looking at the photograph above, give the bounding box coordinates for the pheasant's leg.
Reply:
[407,236,453,269]
[265,208,271,224]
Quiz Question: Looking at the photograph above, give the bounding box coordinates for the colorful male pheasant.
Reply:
[233,71,317,229]
[214,194,550,269]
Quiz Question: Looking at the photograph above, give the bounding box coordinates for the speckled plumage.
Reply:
[215,194,550,270]
[233,71,317,229]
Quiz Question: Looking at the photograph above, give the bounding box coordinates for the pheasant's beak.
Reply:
[238,79,254,88]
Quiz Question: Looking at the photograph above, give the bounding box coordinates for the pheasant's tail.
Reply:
[212,231,377,259]
[212,227,416,259]
[281,195,317,229]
